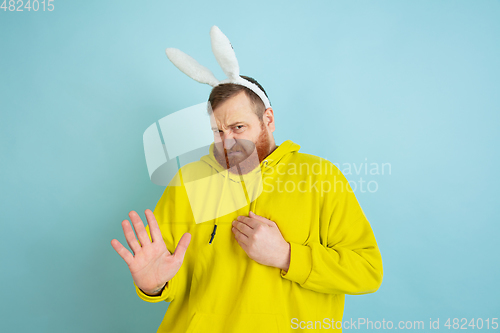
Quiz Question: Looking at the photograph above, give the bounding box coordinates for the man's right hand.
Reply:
[111,209,191,296]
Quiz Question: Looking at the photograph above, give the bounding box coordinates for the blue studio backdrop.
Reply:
[1,0,499,332]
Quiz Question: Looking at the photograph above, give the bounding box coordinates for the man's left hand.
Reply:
[232,211,291,272]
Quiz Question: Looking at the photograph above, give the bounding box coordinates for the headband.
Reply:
[165,26,271,109]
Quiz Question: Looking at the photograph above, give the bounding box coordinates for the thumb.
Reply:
[173,232,191,261]
[249,211,275,226]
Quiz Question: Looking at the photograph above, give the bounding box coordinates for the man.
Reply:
[111,75,383,332]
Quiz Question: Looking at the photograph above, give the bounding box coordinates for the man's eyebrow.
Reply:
[211,122,245,130]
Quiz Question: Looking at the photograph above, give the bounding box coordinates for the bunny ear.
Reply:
[165,48,220,87]
[210,26,240,80]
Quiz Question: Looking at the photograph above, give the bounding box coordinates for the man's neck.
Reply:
[264,144,277,160]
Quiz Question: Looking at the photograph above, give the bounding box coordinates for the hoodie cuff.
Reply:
[280,242,312,285]
[135,278,176,303]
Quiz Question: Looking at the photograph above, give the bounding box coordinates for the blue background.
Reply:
[1,0,499,331]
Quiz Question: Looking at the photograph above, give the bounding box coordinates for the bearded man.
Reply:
[111,76,383,333]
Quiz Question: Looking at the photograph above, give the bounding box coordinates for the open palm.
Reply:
[111,209,191,295]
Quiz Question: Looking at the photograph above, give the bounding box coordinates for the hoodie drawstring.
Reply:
[210,168,229,244]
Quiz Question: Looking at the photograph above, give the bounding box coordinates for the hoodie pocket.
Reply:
[186,312,284,333]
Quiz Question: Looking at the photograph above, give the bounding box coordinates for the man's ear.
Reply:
[263,107,275,133]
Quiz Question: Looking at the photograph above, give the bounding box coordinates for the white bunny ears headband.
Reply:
[165,25,271,109]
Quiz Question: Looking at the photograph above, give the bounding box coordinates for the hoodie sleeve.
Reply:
[135,171,193,303]
[280,162,383,295]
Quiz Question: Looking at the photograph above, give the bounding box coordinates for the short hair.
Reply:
[207,75,270,121]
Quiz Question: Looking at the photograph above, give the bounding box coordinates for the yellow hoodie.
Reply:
[135,140,383,332]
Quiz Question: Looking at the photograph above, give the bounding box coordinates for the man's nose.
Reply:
[223,136,236,150]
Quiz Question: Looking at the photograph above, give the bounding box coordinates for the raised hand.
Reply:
[111,209,191,295]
